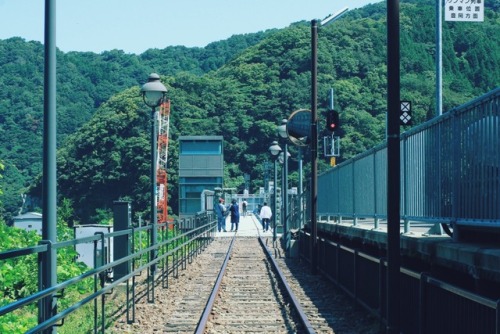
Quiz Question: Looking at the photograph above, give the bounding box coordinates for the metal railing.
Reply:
[0,212,216,333]
[299,231,500,334]
[314,88,499,239]
[292,89,500,332]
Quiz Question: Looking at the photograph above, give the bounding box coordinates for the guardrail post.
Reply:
[38,240,56,334]
[495,299,499,334]
[93,237,99,332]
[113,201,131,280]
[419,272,428,334]
[126,225,136,324]
[174,226,179,278]
[96,232,106,334]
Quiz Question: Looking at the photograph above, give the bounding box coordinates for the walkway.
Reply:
[214,213,282,238]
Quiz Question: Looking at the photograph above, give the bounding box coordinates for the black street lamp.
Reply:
[277,119,289,248]
[141,73,167,290]
[268,141,282,243]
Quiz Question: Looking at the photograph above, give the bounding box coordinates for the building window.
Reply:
[180,141,221,155]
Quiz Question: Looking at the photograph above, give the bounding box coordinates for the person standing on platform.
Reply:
[214,198,227,232]
[259,202,272,232]
[229,199,240,232]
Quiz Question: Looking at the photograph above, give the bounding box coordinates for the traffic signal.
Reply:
[326,109,339,132]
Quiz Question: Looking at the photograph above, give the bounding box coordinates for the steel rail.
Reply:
[194,230,316,333]
[259,236,316,334]
[195,234,236,334]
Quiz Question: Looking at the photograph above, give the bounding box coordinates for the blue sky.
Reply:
[0,0,378,54]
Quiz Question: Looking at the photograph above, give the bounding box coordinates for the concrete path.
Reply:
[214,213,281,238]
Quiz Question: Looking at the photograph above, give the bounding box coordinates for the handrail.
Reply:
[311,88,500,235]
[0,212,217,333]
[0,244,47,260]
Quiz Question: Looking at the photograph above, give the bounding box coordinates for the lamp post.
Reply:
[268,141,282,243]
[311,7,349,274]
[141,73,167,287]
[40,0,57,328]
[277,119,289,248]
[298,147,304,229]
[263,160,272,195]
[244,173,250,194]
[278,150,291,247]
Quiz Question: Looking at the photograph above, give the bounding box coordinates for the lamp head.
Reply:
[268,141,282,158]
[320,7,349,26]
[278,150,291,164]
[277,119,288,139]
[141,73,167,108]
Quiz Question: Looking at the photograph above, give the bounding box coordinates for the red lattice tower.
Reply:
[156,100,171,225]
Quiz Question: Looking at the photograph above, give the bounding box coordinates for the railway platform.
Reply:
[314,219,500,284]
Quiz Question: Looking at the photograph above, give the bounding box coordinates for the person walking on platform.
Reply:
[229,199,240,232]
[242,200,248,216]
[259,202,272,232]
[214,198,227,232]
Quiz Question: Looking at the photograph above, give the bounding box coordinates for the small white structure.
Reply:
[12,212,43,235]
[74,225,114,271]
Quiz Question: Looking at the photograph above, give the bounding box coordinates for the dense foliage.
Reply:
[1,1,498,223]
[0,199,92,333]
[0,31,270,221]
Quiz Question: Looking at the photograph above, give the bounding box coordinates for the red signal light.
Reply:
[326,110,339,132]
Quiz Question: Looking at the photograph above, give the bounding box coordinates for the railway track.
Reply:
[200,237,301,333]
[111,217,380,333]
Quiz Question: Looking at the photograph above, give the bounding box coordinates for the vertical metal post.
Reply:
[93,239,98,332]
[281,158,285,232]
[149,107,158,302]
[263,160,270,193]
[373,151,379,229]
[436,0,443,116]
[387,0,401,333]
[403,137,410,233]
[41,0,57,332]
[283,143,288,247]
[298,148,304,228]
[352,163,357,226]
[273,159,278,243]
[310,19,319,274]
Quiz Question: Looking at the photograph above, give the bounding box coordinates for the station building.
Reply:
[178,136,224,222]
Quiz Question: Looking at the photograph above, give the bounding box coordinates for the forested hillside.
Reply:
[0,31,271,221]
[1,0,498,223]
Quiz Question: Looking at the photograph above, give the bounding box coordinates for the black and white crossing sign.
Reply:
[400,101,412,126]
[445,0,484,22]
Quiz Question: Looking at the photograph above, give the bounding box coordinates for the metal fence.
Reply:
[316,88,500,240]
[0,212,217,333]
[299,231,499,334]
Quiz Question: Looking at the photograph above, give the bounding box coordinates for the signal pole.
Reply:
[387,0,401,333]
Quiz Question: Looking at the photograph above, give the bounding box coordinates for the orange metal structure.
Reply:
[156,100,171,225]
